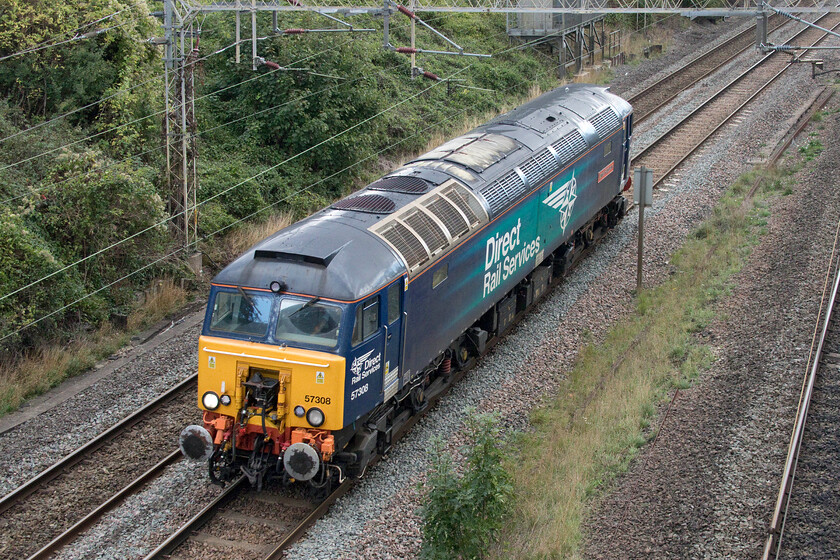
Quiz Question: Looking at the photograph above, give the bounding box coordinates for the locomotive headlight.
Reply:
[220,394,232,406]
[306,407,325,427]
[202,391,220,410]
[294,405,305,417]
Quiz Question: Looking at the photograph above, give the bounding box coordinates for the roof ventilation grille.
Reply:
[441,184,480,226]
[589,108,621,138]
[424,195,469,239]
[332,193,396,214]
[519,149,558,187]
[551,130,587,166]
[403,209,448,256]
[379,222,429,270]
[368,176,430,194]
[480,170,526,216]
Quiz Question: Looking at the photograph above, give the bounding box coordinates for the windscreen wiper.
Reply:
[237,286,255,309]
[289,296,321,318]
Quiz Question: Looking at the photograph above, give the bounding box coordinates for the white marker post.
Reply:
[634,167,653,292]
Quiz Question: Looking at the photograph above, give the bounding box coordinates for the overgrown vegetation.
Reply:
[481,164,797,559]
[798,139,823,161]
[421,413,513,560]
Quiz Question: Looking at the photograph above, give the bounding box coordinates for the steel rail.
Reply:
[0,374,196,515]
[745,86,833,200]
[25,450,183,560]
[762,224,840,559]
[262,479,354,559]
[631,13,837,188]
[762,223,840,560]
[142,476,249,560]
[629,13,788,124]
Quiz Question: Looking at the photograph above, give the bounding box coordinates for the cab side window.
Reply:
[352,295,380,345]
[387,282,401,324]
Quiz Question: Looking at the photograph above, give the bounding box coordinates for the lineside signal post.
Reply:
[634,166,653,292]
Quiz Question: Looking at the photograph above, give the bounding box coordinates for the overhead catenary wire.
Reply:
[0,36,261,147]
[0,9,451,147]
[0,13,463,312]
[0,34,359,174]
[0,74,365,206]
[0,49,555,344]
[0,63,477,343]
[0,8,599,338]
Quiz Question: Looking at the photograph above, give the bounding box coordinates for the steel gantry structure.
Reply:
[158,0,826,248]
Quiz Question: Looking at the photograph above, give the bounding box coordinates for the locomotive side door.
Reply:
[383,277,404,402]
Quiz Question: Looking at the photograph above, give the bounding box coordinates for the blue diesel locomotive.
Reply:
[180,84,633,488]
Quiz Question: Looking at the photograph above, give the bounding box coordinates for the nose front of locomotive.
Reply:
[180,287,347,489]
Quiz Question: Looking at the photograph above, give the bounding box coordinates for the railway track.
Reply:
[142,477,352,560]
[628,12,789,124]
[0,375,197,560]
[762,220,840,558]
[632,12,840,189]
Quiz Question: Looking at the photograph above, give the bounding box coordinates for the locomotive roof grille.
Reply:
[368,175,430,194]
[519,149,558,189]
[371,180,488,275]
[589,107,621,138]
[441,185,481,226]
[479,169,527,216]
[332,193,396,214]
[379,221,429,270]
[403,208,448,256]
[551,130,588,167]
[424,195,470,239]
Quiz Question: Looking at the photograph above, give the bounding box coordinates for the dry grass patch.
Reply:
[207,211,294,265]
[491,171,772,559]
[0,323,128,416]
[0,276,191,416]
[127,277,190,331]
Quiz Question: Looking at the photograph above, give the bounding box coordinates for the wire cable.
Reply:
[0,29,373,173]
[0,11,533,338]
[0,10,438,147]
[0,18,425,204]
[0,73,364,206]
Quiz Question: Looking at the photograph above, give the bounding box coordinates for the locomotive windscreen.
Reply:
[209,290,273,337]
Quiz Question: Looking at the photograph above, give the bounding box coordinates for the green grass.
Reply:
[0,278,190,416]
[799,140,824,162]
[489,164,795,560]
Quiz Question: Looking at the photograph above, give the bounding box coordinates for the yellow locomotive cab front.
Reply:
[184,335,346,487]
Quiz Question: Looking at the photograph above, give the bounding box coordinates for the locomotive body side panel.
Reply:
[400,125,626,379]
[538,130,625,250]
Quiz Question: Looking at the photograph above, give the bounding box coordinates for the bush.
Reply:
[0,209,85,353]
[421,413,513,560]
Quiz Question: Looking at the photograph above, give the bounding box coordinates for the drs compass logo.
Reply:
[543,171,578,232]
